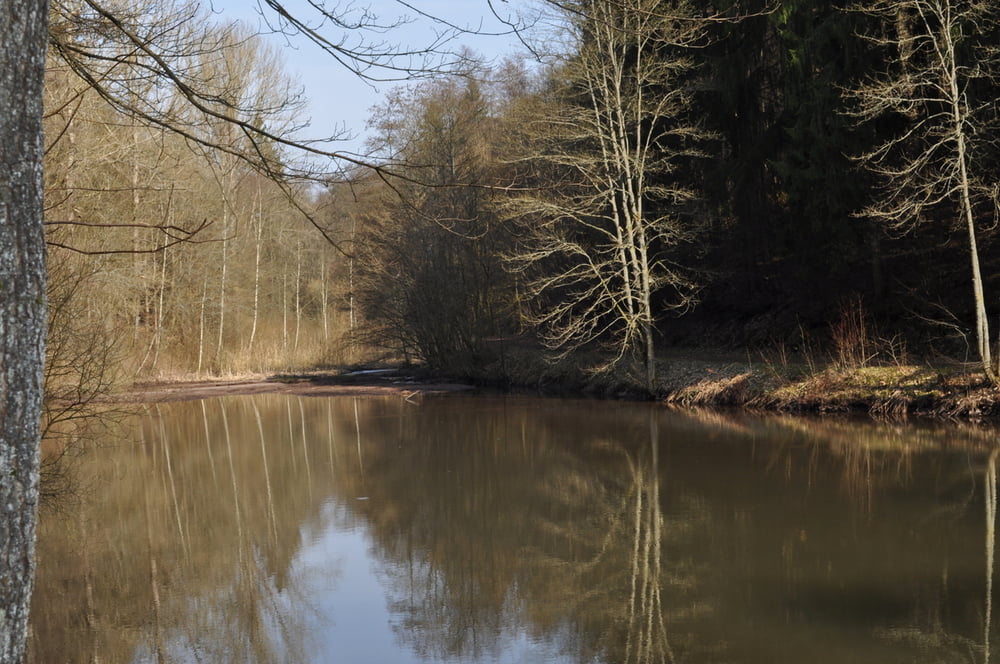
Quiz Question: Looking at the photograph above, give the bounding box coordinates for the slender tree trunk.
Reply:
[216,205,229,374]
[132,123,142,345]
[321,253,329,343]
[961,147,994,382]
[282,270,289,352]
[956,128,994,380]
[294,239,302,352]
[349,216,357,363]
[197,275,207,374]
[151,245,168,370]
[135,243,168,375]
[66,128,77,224]
[0,3,48,661]
[943,20,996,382]
[248,186,263,352]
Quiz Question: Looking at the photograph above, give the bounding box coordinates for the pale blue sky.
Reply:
[207,1,529,156]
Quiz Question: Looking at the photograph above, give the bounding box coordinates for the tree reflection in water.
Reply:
[363,400,713,664]
[27,395,1000,663]
[623,413,672,664]
[30,397,322,663]
[987,449,997,664]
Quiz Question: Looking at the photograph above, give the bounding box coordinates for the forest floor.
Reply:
[122,347,1000,419]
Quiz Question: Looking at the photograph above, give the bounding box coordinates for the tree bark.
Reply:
[941,2,995,381]
[248,184,263,353]
[0,1,49,661]
[215,201,229,374]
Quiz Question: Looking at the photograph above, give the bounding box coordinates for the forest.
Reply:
[3,1,1000,660]
[37,0,1000,410]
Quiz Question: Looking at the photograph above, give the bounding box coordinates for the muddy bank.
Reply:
[121,370,476,403]
[120,353,1000,421]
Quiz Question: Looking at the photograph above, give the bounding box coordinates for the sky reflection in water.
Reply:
[27,395,1000,664]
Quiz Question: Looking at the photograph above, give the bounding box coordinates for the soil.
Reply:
[120,370,476,403]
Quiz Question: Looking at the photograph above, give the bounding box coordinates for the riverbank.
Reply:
[121,348,1000,419]
[122,370,475,403]
[467,346,1000,419]
[660,356,1000,419]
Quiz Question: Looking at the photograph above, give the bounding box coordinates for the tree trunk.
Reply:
[962,154,995,382]
[955,123,992,381]
[215,204,229,374]
[248,185,262,353]
[320,253,329,344]
[197,276,207,374]
[282,271,289,352]
[349,216,357,363]
[0,1,48,661]
[294,239,302,352]
[945,23,996,383]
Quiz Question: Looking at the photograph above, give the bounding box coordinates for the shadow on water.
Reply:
[27,395,1000,663]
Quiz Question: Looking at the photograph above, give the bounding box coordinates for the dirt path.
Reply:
[119,373,476,403]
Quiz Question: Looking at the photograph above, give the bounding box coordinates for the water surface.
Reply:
[28,395,1000,663]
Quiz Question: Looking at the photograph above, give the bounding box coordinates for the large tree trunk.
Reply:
[0,0,49,660]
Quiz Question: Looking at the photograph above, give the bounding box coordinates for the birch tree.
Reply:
[507,0,710,392]
[0,1,48,660]
[846,0,1000,383]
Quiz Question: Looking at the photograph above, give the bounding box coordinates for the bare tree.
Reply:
[0,1,48,660]
[48,0,478,183]
[506,0,711,392]
[0,3,493,658]
[353,72,518,374]
[846,0,1000,383]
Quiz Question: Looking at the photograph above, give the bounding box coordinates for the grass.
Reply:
[127,329,1000,420]
[455,340,1000,419]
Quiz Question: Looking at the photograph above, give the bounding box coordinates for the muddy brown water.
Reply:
[27,394,1000,663]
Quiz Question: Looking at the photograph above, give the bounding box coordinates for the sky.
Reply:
[207,1,531,156]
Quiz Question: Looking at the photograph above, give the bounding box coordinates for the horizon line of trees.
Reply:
[36,0,1000,410]
[349,0,1000,389]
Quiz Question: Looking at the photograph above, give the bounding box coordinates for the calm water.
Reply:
[27,394,1000,663]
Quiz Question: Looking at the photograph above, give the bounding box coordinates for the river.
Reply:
[27,394,1000,663]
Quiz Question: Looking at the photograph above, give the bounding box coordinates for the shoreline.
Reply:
[119,372,477,403]
[116,353,1000,421]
